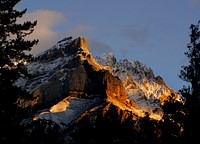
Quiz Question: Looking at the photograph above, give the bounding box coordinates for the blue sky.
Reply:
[18,0,200,91]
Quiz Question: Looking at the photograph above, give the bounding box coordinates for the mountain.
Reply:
[15,36,180,142]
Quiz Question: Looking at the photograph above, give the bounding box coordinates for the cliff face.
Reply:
[17,36,180,129]
[29,37,128,105]
[96,52,180,117]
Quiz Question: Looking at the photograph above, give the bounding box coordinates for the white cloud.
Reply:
[20,10,66,54]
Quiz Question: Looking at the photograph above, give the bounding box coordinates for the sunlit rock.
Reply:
[18,36,180,130]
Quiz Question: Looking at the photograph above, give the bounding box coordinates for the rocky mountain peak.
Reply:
[95,52,117,67]
[78,36,88,52]
[17,36,180,131]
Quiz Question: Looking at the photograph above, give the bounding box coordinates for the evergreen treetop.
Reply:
[179,21,200,104]
[0,1,38,143]
[0,0,38,86]
[178,20,200,144]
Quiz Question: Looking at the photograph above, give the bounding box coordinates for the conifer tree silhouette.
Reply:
[179,20,200,143]
[0,0,38,143]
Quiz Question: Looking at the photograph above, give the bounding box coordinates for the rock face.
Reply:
[17,36,180,129]
[26,37,127,107]
[95,52,180,117]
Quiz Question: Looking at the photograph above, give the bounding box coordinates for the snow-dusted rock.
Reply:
[96,53,180,119]
[18,36,180,129]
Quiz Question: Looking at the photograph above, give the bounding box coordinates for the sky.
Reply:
[17,0,200,91]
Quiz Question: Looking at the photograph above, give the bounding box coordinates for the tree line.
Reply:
[0,0,200,143]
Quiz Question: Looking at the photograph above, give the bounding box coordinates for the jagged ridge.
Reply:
[17,36,180,131]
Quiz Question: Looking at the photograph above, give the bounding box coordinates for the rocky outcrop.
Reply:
[15,36,183,144]
[17,36,181,130]
[21,37,130,113]
[95,51,180,118]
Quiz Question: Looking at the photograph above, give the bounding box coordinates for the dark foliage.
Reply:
[158,98,185,144]
[66,104,164,144]
[1,1,200,143]
[178,20,200,143]
[137,113,161,144]
[0,0,38,143]
[155,20,200,144]
[19,119,65,144]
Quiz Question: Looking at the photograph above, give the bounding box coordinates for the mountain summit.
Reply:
[16,36,180,141]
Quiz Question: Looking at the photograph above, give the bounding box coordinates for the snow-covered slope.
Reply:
[95,53,180,118]
[17,36,180,130]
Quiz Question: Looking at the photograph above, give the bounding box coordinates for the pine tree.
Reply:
[159,97,185,144]
[179,21,200,105]
[0,0,38,143]
[179,20,200,143]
